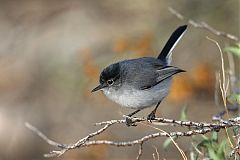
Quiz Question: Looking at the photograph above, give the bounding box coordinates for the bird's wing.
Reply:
[122,58,185,90]
[139,65,185,90]
[155,65,185,82]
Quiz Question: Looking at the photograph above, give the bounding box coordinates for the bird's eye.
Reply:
[107,79,114,86]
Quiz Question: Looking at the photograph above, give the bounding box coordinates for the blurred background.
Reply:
[0,0,239,159]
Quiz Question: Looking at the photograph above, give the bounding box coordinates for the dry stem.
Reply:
[168,7,239,42]
[26,116,240,159]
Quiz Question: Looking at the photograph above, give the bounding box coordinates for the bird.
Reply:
[92,25,187,126]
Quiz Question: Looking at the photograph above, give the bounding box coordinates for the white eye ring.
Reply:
[107,79,114,86]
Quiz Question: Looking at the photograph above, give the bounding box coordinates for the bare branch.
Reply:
[25,122,65,148]
[25,121,115,157]
[168,7,239,42]
[152,146,160,160]
[26,116,240,158]
[96,117,240,128]
[136,142,143,160]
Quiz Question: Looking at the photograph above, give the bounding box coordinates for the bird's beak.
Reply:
[91,84,107,92]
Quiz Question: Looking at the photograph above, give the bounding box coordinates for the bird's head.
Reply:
[92,63,121,92]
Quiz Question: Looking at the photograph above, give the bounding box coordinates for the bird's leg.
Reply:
[147,101,161,122]
[127,109,141,117]
[125,109,141,126]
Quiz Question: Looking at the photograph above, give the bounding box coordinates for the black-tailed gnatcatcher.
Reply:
[92,25,187,126]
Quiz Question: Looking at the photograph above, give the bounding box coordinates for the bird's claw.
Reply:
[147,112,156,122]
[125,117,137,127]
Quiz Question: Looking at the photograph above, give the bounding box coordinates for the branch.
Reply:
[26,116,240,158]
[168,7,239,42]
[136,142,143,160]
[25,120,116,157]
[95,117,240,128]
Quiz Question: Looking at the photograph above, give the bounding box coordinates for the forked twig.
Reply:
[26,116,240,158]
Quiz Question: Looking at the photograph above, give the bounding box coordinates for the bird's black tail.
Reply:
[157,25,187,64]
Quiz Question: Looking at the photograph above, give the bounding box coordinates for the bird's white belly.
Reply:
[102,80,171,109]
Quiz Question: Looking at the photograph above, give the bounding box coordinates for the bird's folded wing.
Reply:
[156,66,185,82]
[140,66,185,90]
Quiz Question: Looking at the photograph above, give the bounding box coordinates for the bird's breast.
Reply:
[102,80,171,109]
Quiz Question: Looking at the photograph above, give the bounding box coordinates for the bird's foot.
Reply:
[147,112,156,122]
[125,117,137,127]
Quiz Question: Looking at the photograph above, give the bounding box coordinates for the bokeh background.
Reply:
[0,0,239,159]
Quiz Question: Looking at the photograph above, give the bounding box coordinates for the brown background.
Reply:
[0,0,239,159]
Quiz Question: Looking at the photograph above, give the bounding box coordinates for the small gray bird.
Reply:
[92,25,187,126]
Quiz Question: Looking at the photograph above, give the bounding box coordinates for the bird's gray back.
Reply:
[119,57,165,89]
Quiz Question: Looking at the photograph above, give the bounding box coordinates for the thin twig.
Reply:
[192,142,204,156]
[152,146,160,160]
[206,37,234,149]
[25,121,115,157]
[140,122,187,160]
[25,122,65,148]
[168,7,239,42]
[26,116,240,158]
[136,142,143,160]
[207,37,230,117]
[227,52,236,92]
